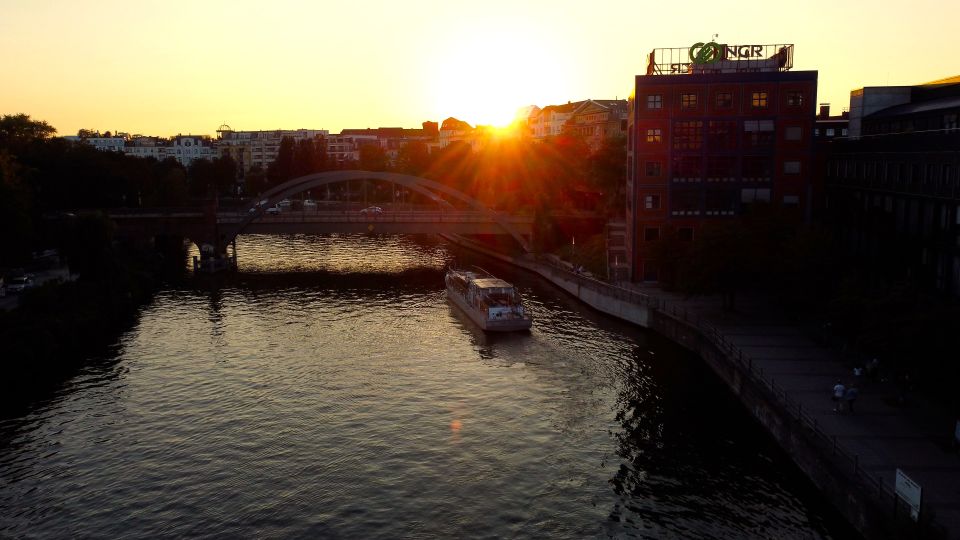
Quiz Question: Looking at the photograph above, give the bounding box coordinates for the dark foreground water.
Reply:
[0,234,852,538]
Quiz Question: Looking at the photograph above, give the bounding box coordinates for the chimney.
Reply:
[818,103,830,119]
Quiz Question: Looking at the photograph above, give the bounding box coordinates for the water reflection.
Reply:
[0,234,852,539]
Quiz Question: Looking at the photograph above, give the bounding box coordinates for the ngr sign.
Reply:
[689,42,766,65]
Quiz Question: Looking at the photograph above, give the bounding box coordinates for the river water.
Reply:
[0,234,851,538]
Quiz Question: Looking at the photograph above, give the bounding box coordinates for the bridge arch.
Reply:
[222,170,531,252]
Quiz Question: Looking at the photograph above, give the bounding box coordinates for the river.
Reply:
[0,234,852,538]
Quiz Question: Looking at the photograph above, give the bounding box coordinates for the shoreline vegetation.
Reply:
[0,241,176,412]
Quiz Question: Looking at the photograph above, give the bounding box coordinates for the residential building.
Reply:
[823,76,960,295]
[627,42,816,282]
[215,126,329,172]
[815,103,849,140]
[527,101,584,139]
[563,99,629,151]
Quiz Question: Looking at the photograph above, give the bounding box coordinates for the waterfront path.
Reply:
[443,233,960,537]
[621,283,960,538]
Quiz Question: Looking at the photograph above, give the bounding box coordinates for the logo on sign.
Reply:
[689,42,723,64]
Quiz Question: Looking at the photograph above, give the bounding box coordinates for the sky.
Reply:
[1,0,957,137]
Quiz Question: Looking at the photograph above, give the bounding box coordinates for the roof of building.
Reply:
[921,75,960,87]
[867,94,960,119]
[540,101,586,114]
[441,117,473,131]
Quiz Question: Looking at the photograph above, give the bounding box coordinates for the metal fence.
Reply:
[655,301,945,538]
[535,253,944,537]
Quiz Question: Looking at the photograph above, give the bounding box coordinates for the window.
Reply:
[671,189,700,214]
[707,156,737,179]
[787,91,804,107]
[743,120,775,147]
[785,126,802,141]
[642,261,659,282]
[672,156,702,179]
[681,93,698,109]
[741,188,771,203]
[706,189,736,214]
[814,128,821,136]
[644,194,661,210]
[784,161,801,174]
[783,195,800,206]
[673,120,703,150]
[646,128,662,143]
[678,227,694,241]
[647,94,663,109]
[841,128,848,136]
[707,121,737,150]
[715,92,733,109]
[751,91,768,108]
[743,156,773,179]
[826,128,835,137]
[644,227,661,242]
[645,161,661,176]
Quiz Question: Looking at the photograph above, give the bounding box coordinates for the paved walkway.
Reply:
[623,283,960,538]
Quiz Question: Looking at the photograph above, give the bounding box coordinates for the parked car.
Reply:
[303,199,318,210]
[266,205,281,215]
[6,275,34,293]
[278,199,292,209]
[360,206,383,215]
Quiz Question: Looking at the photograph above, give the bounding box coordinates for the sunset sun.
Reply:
[432,35,546,127]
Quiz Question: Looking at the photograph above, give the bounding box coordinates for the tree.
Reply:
[244,166,268,196]
[0,114,56,152]
[358,143,388,172]
[211,155,238,196]
[588,134,626,214]
[266,136,295,187]
[0,150,35,266]
[395,141,431,175]
[187,159,215,198]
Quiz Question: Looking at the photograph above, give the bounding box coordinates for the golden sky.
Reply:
[1,0,956,136]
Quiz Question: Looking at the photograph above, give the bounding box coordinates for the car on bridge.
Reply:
[6,275,34,294]
[360,206,383,216]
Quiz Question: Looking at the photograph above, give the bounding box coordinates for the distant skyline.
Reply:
[1,0,956,137]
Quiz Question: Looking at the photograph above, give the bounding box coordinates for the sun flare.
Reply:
[432,35,544,127]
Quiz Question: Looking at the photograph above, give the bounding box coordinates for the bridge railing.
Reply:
[221,210,531,224]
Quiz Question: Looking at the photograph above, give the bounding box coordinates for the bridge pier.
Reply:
[193,241,237,273]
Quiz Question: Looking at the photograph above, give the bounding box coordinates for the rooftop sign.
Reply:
[645,43,794,75]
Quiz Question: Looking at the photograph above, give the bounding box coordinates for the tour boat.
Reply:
[445,267,532,332]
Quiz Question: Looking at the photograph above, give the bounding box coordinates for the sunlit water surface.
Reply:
[0,234,850,538]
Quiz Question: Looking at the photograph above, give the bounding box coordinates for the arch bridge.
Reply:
[108,171,534,271]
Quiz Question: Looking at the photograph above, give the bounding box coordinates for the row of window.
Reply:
[640,188,798,215]
[830,159,955,185]
[645,90,804,111]
[641,157,801,177]
[641,120,804,150]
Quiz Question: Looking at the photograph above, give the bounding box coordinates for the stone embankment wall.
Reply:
[442,234,917,540]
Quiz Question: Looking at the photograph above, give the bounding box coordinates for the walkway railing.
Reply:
[656,301,944,537]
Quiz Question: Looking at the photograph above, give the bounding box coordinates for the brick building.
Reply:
[627,43,817,281]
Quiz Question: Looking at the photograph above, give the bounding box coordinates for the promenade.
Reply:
[623,284,960,539]
[443,234,960,538]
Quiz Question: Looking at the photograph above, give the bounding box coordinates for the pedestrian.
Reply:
[866,357,880,381]
[832,380,846,412]
[853,365,864,379]
[845,384,859,413]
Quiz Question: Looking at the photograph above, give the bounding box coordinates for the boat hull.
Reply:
[446,284,532,332]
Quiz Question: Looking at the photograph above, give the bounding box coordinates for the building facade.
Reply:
[215,127,329,173]
[824,77,960,295]
[627,43,816,282]
[563,99,628,151]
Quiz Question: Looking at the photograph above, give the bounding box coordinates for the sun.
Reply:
[432,34,544,127]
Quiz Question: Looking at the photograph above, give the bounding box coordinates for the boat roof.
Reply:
[472,278,514,289]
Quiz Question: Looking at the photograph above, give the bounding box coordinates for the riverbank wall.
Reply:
[442,234,928,540]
